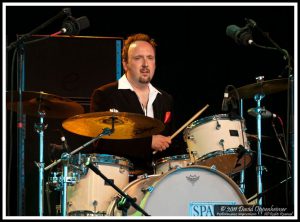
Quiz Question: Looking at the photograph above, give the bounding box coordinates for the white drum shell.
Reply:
[67,154,132,215]
[183,114,252,174]
[154,154,191,174]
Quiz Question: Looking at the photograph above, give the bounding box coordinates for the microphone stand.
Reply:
[247,177,292,204]
[253,76,266,206]
[248,18,294,205]
[86,162,150,216]
[7,8,71,51]
[7,7,70,216]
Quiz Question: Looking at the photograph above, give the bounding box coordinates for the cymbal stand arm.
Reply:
[44,128,112,171]
[254,92,265,206]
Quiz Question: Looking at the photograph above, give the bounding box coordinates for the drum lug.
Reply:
[219,139,225,149]
[137,173,149,179]
[210,165,217,171]
[141,186,154,193]
[187,135,194,141]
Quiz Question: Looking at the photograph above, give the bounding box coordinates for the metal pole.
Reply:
[35,111,46,216]
[17,45,26,216]
[60,153,70,216]
[239,98,245,194]
[254,93,265,206]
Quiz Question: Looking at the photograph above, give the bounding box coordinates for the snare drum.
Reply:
[107,166,248,216]
[153,154,191,174]
[66,153,133,216]
[183,114,252,175]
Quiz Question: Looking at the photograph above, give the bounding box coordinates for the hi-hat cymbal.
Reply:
[234,78,288,99]
[6,91,85,119]
[62,111,165,139]
[246,133,272,141]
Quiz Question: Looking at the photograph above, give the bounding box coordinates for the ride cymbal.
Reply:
[234,78,288,99]
[62,111,165,139]
[6,91,84,119]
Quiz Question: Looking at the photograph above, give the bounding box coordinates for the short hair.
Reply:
[122,33,157,62]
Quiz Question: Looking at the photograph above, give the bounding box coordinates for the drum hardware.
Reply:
[85,160,150,216]
[44,128,113,216]
[247,176,292,204]
[6,91,85,216]
[271,118,292,174]
[235,76,288,205]
[153,104,210,155]
[54,110,167,216]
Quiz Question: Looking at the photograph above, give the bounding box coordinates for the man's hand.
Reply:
[151,135,171,152]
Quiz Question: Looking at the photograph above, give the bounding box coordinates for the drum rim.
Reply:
[195,148,253,174]
[68,210,106,216]
[154,154,191,165]
[184,114,244,134]
[69,153,133,168]
[107,166,249,216]
[149,165,249,205]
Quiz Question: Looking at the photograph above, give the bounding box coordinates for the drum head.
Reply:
[108,166,248,216]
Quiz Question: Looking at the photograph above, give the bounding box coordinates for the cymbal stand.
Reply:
[60,152,71,216]
[253,83,266,206]
[34,108,47,216]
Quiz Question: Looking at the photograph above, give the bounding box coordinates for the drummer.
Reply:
[90,33,187,175]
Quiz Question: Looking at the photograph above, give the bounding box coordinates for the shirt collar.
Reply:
[118,74,161,95]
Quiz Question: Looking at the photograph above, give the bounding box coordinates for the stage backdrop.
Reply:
[19,35,123,215]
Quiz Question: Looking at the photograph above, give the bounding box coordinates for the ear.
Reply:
[122,60,128,72]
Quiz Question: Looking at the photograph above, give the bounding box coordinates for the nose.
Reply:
[142,58,149,67]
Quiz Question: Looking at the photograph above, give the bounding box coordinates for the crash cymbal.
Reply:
[62,111,165,139]
[246,133,272,141]
[6,91,84,119]
[234,78,288,99]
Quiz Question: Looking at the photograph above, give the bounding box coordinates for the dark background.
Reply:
[5,4,296,216]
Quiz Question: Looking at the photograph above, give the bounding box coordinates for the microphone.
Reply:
[221,86,230,112]
[226,24,254,46]
[248,108,277,119]
[61,16,90,35]
[51,16,90,36]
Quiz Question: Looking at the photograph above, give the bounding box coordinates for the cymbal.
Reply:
[246,133,272,141]
[62,111,165,139]
[234,78,288,99]
[6,91,85,119]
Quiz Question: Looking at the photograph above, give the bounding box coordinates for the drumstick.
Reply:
[153,104,209,154]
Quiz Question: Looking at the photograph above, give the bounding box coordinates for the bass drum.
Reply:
[107,166,248,216]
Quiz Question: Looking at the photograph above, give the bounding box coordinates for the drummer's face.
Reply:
[123,41,156,84]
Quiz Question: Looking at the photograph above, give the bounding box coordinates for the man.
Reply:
[90,33,185,174]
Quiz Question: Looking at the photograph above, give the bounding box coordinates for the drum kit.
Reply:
[7,77,289,216]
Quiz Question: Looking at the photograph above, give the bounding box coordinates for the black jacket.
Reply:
[90,81,185,173]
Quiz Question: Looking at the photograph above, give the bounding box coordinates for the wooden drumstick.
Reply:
[153,104,209,154]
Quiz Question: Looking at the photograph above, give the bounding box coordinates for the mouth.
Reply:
[140,69,150,74]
